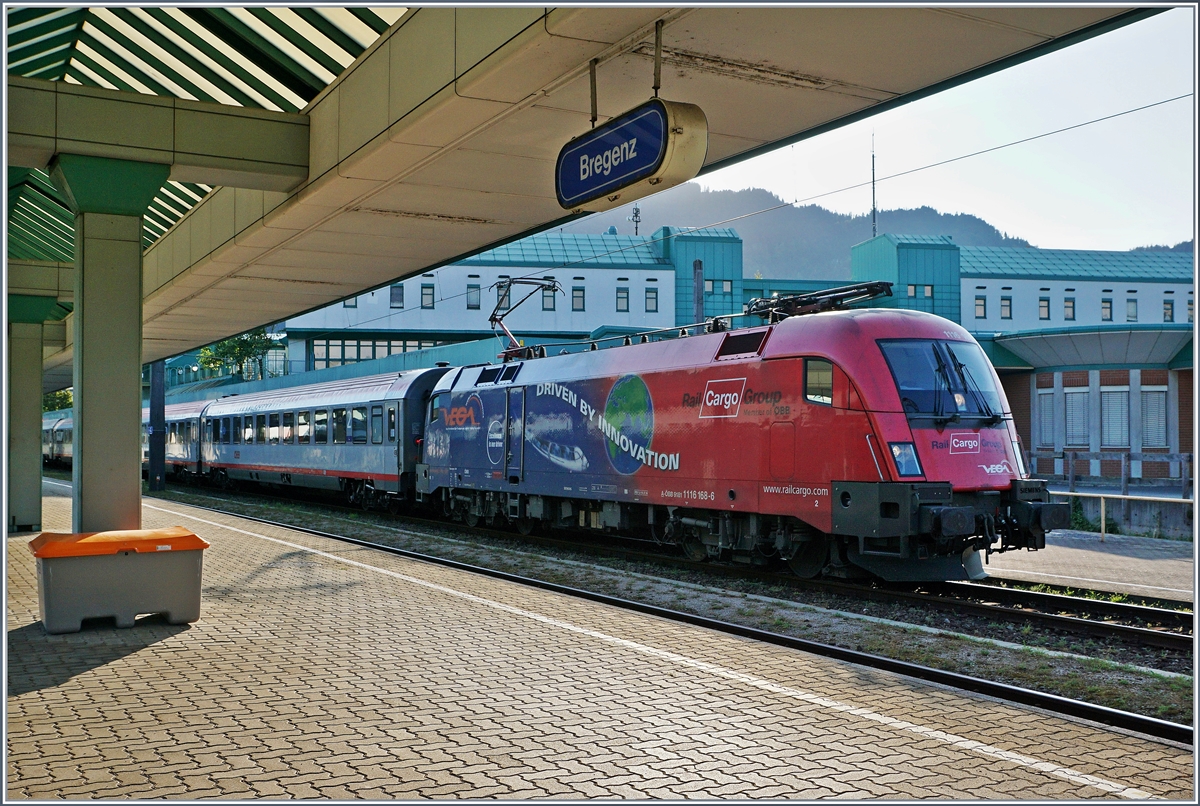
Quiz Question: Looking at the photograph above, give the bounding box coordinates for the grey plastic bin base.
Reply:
[36,549,204,634]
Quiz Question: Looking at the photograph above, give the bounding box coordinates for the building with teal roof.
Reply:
[850,233,1194,483]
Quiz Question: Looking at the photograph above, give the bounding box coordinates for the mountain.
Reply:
[1131,241,1193,253]
[575,184,1034,279]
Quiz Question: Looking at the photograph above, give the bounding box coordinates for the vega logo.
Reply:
[949,432,980,454]
[443,393,484,433]
[699,378,746,419]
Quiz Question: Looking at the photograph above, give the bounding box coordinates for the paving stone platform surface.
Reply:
[6,483,1194,800]
[985,529,1194,602]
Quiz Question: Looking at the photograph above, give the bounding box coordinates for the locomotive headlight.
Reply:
[889,442,923,477]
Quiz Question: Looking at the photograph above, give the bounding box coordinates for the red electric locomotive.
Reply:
[418,283,1067,582]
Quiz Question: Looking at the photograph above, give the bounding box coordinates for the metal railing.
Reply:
[1027,450,1193,501]
[1045,489,1193,542]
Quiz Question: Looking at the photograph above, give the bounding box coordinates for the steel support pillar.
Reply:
[7,322,44,532]
[50,154,169,533]
[148,360,166,491]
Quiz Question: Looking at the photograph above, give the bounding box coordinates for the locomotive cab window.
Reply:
[387,406,396,442]
[333,408,348,444]
[430,393,447,422]
[314,409,328,443]
[805,359,833,406]
[297,410,311,444]
[370,406,383,444]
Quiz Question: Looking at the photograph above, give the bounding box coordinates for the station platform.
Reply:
[7,482,1193,799]
[984,530,1194,603]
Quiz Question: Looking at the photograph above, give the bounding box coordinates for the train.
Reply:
[45,286,1070,582]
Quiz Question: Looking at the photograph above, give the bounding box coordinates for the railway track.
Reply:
[144,491,1194,746]
[150,480,1194,654]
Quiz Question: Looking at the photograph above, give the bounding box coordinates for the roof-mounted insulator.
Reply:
[746,281,893,322]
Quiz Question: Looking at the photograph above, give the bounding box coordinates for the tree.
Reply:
[197,328,275,381]
[43,388,72,412]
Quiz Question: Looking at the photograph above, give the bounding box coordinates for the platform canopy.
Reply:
[5,6,1157,391]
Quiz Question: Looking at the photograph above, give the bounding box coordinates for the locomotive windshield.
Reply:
[878,339,1003,424]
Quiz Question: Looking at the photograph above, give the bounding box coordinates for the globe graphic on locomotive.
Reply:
[603,375,654,475]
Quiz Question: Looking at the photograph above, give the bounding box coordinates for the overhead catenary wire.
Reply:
[287,92,1194,345]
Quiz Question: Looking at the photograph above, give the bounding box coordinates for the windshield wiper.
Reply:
[930,344,956,424]
[945,344,1000,424]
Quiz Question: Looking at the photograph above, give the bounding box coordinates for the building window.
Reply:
[542,287,556,311]
[1101,390,1129,447]
[1037,393,1054,447]
[1063,297,1075,321]
[1189,299,1194,323]
[722,280,733,294]
[496,284,510,311]
[421,284,435,309]
[1163,299,1174,322]
[343,297,357,308]
[704,279,714,294]
[1000,296,1012,320]
[645,287,658,313]
[1038,297,1050,320]
[1064,391,1088,446]
[907,284,916,297]
[466,284,480,310]
[924,285,933,298]
[1101,298,1112,321]
[389,284,404,308]
[974,296,986,319]
[1142,389,1168,448]
[572,287,585,311]
[1126,298,1137,322]
[616,287,629,312]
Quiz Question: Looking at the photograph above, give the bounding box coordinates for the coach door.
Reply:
[506,387,524,483]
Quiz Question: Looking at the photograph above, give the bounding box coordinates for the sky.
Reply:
[599,7,1196,252]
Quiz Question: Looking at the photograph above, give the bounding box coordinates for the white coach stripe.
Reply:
[138,499,1156,800]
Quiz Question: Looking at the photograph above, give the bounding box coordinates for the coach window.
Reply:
[243,416,255,443]
[232,416,241,444]
[370,406,384,444]
[387,406,396,442]
[282,412,294,444]
[256,414,267,444]
[333,408,348,444]
[220,417,229,444]
[314,409,329,444]
[805,359,833,406]
[168,423,177,444]
[269,413,280,444]
[297,410,311,444]
[352,407,368,444]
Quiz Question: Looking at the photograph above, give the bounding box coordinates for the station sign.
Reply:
[555,98,708,213]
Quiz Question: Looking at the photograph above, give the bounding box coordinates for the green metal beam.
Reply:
[7,295,72,324]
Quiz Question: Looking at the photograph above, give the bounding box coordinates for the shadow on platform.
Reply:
[7,615,190,696]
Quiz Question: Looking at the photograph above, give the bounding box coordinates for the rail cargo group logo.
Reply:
[949,432,980,454]
[443,393,484,436]
[699,378,746,419]
[601,375,659,475]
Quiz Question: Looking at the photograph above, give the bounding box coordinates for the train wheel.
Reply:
[515,518,536,536]
[787,536,828,579]
[463,510,480,528]
[681,533,707,562]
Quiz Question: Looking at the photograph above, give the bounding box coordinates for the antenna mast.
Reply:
[627,203,641,236]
